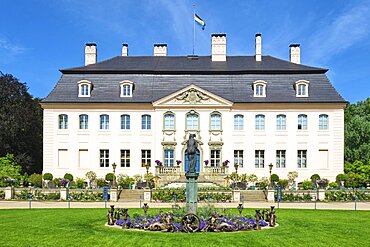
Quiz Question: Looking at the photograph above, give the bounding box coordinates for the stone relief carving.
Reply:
[176,89,210,104]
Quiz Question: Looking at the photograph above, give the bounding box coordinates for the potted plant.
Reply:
[204,160,209,166]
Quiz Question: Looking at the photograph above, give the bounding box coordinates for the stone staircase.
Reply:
[161,174,225,188]
[117,189,143,202]
[241,190,267,202]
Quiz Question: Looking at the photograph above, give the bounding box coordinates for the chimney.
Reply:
[85,43,97,66]
[154,44,167,56]
[122,43,128,56]
[289,44,300,64]
[255,33,262,62]
[211,34,226,61]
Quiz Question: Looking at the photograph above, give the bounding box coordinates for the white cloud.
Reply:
[0,38,26,55]
[306,1,370,64]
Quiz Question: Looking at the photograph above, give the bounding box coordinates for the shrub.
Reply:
[287,171,298,181]
[43,173,53,181]
[277,179,289,189]
[133,174,142,183]
[0,190,5,199]
[105,173,114,182]
[310,174,321,181]
[271,174,279,182]
[53,178,62,187]
[336,173,347,182]
[64,173,74,182]
[97,178,106,188]
[76,178,85,189]
[329,182,339,189]
[318,178,329,188]
[257,177,269,190]
[85,171,97,188]
[28,174,42,187]
[302,180,313,190]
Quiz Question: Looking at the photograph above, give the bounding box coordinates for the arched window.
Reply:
[121,114,130,130]
[186,112,199,130]
[120,81,134,97]
[298,114,307,130]
[59,114,68,129]
[276,114,286,130]
[319,114,329,130]
[253,80,267,97]
[255,114,265,130]
[164,112,175,130]
[79,114,88,129]
[78,80,92,97]
[234,114,244,130]
[210,112,221,130]
[295,80,309,97]
[142,115,151,130]
[100,114,109,129]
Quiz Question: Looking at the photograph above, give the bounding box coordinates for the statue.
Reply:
[186,134,198,174]
[107,205,115,225]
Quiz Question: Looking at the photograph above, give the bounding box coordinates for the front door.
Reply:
[184,149,200,173]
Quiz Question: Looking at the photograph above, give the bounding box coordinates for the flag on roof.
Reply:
[194,14,206,30]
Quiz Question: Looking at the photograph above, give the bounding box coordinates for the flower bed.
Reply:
[325,191,370,202]
[152,188,232,202]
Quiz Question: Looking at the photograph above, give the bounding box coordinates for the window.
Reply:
[121,114,130,130]
[100,115,109,129]
[78,80,92,97]
[120,150,130,167]
[100,150,109,167]
[164,149,174,167]
[210,113,221,130]
[276,150,286,168]
[297,150,307,168]
[210,150,221,167]
[234,114,244,130]
[186,113,199,130]
[295,80,309,97]
[79,114,88,129]
[255,114,265,130]
[164,113,175,130]
[142,115,151,130]
[276,114,286,130]
[59,114,68,129]
[298,114,307,130]
[234,150,243,168]
[141,150,151,167]
[319,114,328,130]
[120,81,134,97]
[253,81,267,97]
[255,150,264,168]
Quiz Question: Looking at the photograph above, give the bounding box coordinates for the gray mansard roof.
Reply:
[43,55,345,104]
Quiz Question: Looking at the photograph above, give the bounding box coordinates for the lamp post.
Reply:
[268,163,273,190]
[144,163,151,188]
[234,163,239,189]
[112,162,117,188]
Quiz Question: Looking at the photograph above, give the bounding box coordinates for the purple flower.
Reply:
[222,160,230,166]
[204,160,209,166]
[60,179,68,186]
[176,160,182,165]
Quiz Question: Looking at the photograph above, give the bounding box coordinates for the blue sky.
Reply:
[1,0,370,103]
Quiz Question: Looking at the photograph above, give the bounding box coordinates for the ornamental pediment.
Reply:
[153,84,233,107]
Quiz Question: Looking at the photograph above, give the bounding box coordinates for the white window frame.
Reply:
[234,150,243,168]
[255,150,265,168]
[298,114,307,130]
[164,149,175,167]
[121,114,130,130]
[120,149,130,167]
[210,112,221,131]
[276,114,286,130]
[234,114,244,130]
[276,150,286,168]
[210,150,221,167]
[297,150,307,168]
[78,80,92,97]
[141,115,151,130]
[119,81,134,97]
[99,149,109,168]
[186,112,199,130]
[295,80,309,97]
[100,114,109,130]
[255,114,265,130]
[141,150,151,167]
[59,114,68,129]
[164,112,175,130]
[253,80,267,97]
[319,114,329,130]
[79,114,88,129]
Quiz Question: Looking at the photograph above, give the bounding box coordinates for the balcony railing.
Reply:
[203,166,229,175]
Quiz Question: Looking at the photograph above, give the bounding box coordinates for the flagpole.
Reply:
[193,4,195,55]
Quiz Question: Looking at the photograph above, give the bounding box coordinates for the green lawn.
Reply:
[0,208,369,247]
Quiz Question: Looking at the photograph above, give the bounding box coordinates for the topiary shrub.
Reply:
[310,174,321,181]
[271,174,280,183]
[64,173,74,182]
[105,173,114,182]
[43,173,53,181]
[28,174,42,187]
[329,182,338,189]
[76,178,85,189]
[97,178,106,188]
[278,179,289,189]
[302,180,313,190]
[53,178,62,187]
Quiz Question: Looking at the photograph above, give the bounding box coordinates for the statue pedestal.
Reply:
[185,172,199,214]
[110,188,118,202]
[143,188,151,202]
[5,187,15,200]
[267,190,275,202]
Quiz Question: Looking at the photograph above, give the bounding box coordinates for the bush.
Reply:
[281,192,312,202]
[302,180,313,190]
[329,182,339,189]
[271,174,279,183]
[0,190,5,199]
[105,173,114,182]
[64,173,74,182]
[278,179,289,189]
[75,178,85,189]
[97,178,106,188]
[257,177,269,190]
[43,173,53,181]
[28,174,42,187]
[310,174,321,181]
[325,191,370,202]
[53,178,62,187]
[336,173,347,182]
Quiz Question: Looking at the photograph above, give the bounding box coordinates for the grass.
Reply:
[0,208,369,247]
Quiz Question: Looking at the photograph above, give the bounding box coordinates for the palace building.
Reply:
[41,34,346,185]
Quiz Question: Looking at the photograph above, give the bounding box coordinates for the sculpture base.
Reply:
[185,172,199,214]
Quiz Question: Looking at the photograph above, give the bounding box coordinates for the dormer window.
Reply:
[120,81,134,97]
[78,80,92,97]
[253,80,267,97]
[295,80,309,97]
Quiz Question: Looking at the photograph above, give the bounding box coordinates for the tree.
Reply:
[0,72,43,174]
[0,153,22,186]
[85,171,97,188]
[344,98,370,164]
